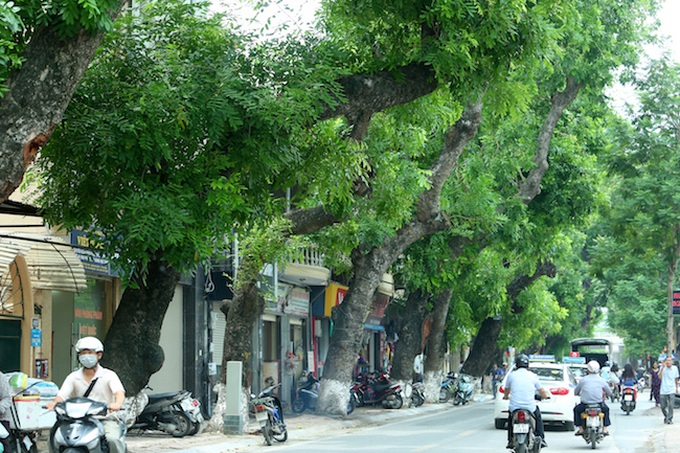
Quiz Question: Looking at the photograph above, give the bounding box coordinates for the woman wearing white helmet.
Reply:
[46,336,126,453]
[573,360,612,436]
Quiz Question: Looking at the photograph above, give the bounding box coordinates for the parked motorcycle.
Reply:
[127,389,202,437]
[509,408,542,453]
[292,371,319,414]
[50,397,125,453]
[409,380,425,408]
[452,374,473,406]
[251,384,287,446]
[439,372,472,405]
[292,371,355,415]
[439,372,457,403]
[580,404,606,449]
[351,371,403,409]
[620,385,636,415]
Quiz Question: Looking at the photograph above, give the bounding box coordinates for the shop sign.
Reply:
[673,290,680,315]
[364,293,390,328]
[70,229,118,276]
[284,287,310,316]
[30,328,41,347]
[324,282,348,317]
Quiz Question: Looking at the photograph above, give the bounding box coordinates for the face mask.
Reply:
[79,353,98,369]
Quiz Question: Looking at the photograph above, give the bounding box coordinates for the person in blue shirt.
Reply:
[573,360,612,436]
[503,354,548,449]
[620,363,637,386]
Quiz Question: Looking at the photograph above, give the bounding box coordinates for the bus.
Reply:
[570,338,611,367]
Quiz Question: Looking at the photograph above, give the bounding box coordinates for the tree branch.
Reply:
[517,77,583,204]
[0,1,128,202]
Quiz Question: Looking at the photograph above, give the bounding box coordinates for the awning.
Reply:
[0,231,87,293]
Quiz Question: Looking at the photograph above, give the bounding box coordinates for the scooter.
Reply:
[410,380,425,407]
[351,371,403,409]
[49,397,126,453]
[291,371,320,414]
[508,408,542,453]
[452,373,473,406]
[608,382,620,403]
[127,389,200,437]
[620,385,636,415]
[580,404,606,449]
[292,372,355,415]
[251,384,287,446]
[439,372,457,403]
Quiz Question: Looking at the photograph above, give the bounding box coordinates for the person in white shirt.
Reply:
[658,356,679,424]
[503,354,548,449]
[47,336,126,453]
[573,360,612,436]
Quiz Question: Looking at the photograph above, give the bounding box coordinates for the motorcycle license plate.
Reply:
[514,424,529,434]
[586,417,600,427]
[624,394,633,401]
[255,411,268,422]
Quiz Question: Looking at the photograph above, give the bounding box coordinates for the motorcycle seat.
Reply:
[148,391,185,402]
[370,383,391,393]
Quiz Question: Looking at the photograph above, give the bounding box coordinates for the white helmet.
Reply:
[587,360,600,374]
[75,336,104,353]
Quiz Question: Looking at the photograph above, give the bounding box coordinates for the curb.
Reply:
[130,397,481,453]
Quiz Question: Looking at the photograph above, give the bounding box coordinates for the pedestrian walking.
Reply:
[658,356,679,424]
[649,361,661,406]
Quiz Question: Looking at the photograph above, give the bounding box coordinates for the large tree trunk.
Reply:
[460,317,503,377]
[389,289,428,381]
[102,253,180,394]
[0,2,127,202]
[317,101,483,414]
[423,288,453,373]
[461,260,557,377]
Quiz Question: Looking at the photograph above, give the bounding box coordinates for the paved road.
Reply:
[245,397,666,452]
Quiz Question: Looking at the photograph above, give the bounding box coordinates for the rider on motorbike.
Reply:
[46,337,126,453]
[620,364,638,395]
[574,360,612,437]
[503,354,548,449]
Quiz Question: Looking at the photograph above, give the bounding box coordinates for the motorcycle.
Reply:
[452,374,473,406]
[292,371,355,415]
[439,372,472,405]
[620,385,636,415]
[509,408,542,453]
[127,389,202,437]
[409,380,425,408]
[608,382,620,403]
[49,397,126,453]
[580,404,606,449]
[292,371,319,414]
[351,371,403,409]
[251,383,287,446]
[439,372,457,403]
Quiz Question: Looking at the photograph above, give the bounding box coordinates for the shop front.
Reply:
[0,231,87,381]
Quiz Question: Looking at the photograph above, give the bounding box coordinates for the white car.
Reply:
[494,362,577,430]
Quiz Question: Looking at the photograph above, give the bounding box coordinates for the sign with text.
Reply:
[673,290,680,315]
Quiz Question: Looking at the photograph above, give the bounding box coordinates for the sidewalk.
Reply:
[125,399,461,453]
[641,403,680,452]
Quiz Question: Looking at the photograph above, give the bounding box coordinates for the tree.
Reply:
[34,0,350,392]
[0,0,126,201]
[593,56,680,354]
